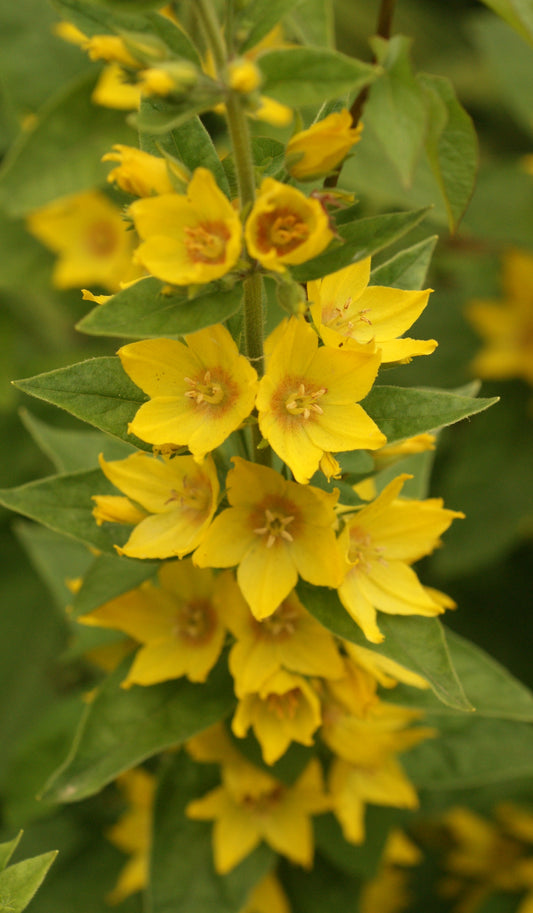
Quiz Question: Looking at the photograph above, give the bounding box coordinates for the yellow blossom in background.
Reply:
[194,457,343,620]
[249,95,293,127]
[245,178,333,272]
[286,109,363,180]
[308,258,436,363]
[358,830,422,913]
[232,669,322,764]
[257,316,385,483]
[83,34,141,67]
[103,144,187,196]
[186,757,329,873]
[26,190,140,291]
[119,325,258,461]
[337,474,463,643]
[344,641,430,690]
[466,249,533,385]
[79,561,233,685]
[92,63,142,110]
[96,451,219,559]
[130,167,242,285]
[238,872,291,913]
[106,768,155,904]
[228,58,262,93]
[225,586,344,697]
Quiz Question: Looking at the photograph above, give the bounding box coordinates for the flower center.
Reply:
[184,370,225,405]
[324,297,373,341]
[347,525,387,571]
[173,599,215,644]
[285,382,326,419]
[266,688,301,719]
[241,785,284,814]
[164,474,211,514]
[254,508,295,549]
[184,222,229,264]
[259,599,299,639]
[257,208,310,255]
[86,219,118,257]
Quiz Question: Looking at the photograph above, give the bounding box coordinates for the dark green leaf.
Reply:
[237,0,303,53]
[472,15,533,139]
[297,583,472,711]
[315,807,409,878]
[258,47,377,107]
[15,358,148,449]
[0,70,134,216]
[132,92,224,137]
[0,834,23,873]
[477,0,533,46]
[418,73,478,232]
[282,854,362,913]
[69,551,159,618]
[0,851,57,913]
[20,409,133,473]
[77,278,243,338]
[15,522,93,611]
[291,207,431,282]
[43,658,235,802]
[362,385,498,444]
[149,752,274,913]
[370,236,438,290]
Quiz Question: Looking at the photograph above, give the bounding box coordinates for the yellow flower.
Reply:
[129,168,243,285]
[26,190,140,291]
[103,144,187,197]
[83,34,141,67]
[96,451,219,559]
[194,457,343,620]
[138,62,198,97]
[106,768,155,904]
[257,316,385,483]
[373,433,436,469]
[92,64,142,110]
[232,669,322,764]
[239,872,291,913]
[119,325,258,461]
[308,258,436,363]
[250,95,293,127]
[79,561,233,685]
[186,757,329,873]
[337,474,463,643]
[245,178,333,273]
[224,585,344,698]
[466,249,533,385]
[344,641,429,691]
[286,109,363,181]
[228,58,262,93]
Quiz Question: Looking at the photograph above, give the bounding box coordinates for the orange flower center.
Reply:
[174,599,215,644]
[86,219,119,257]
[241,785,284,813]
[285,381,326,419]
[184,369,225,405]
[164,475,211,515]
[254,507,295,548]
[184,367,238,414]
[347,525,387,571]
[256,207,310,255]
[266,688,301,719]
[184,222,230,264]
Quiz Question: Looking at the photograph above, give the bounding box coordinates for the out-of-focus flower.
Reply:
[286,110,363,180]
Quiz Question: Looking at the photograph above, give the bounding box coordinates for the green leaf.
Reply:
[291,207,431,282]
[132,91,223,137]
[370,236,438,290]
[0,70,135,216]
[20,409,133,473]
[149,752,275,913]
[362,385,498,444]
[297,583,472,711]
[43,657,235,802]
[77,278,243,338]
[478,0,533,46]
[0,851,57,913]
[237,0,303,53]
[365,36,428,186]
[15,358,149,449]
[282,854,362,913]
[15,521,93,611]
[258,47,377,108]
[287,0,336,48]
[0,834,23,873]
[0,468,125,554]
[472,15,533,139]
[69,551,159,618]
[417,73,478,232]
[315,807,408,879]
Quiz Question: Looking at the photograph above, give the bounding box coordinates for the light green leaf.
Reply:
[362,385,498,444]
[365,36,428,186]
[43,657,235,803]
[371,236,438,290]
[149,752,275,913]
[0,468,125,553]
[0,851,57,913]
[15,521,93,610]
[0,834,23,873]
[478,0,533,46]
[418,73,478,232]
[472,15,533,139]
[0,70,134,216]
[237,0,303,53]
[77,278,243,338]
[15,358,148,449]
[258,47,377,107]
[297,583,472,711]
[291,207,431,282]
[20,409,133,473]
[288,0,336,48]
[69,551,159,618]
[132,90,224,136]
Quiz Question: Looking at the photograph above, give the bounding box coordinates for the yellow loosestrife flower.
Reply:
[245,178,333,273]
[106,768,155,904]
[232,669,322,764]
[194,457,343,620]
[119,325,258,461]
[92,64,142,110]
[466,249,533,385]
[26,190,140,292]
[228,58,262,93]
[286,109,363,180]
[129,168,243,285]
[96,451,219,559]
[186,757,329,873]
[83,34,141,67]
[80,561,233,685]
[337,474,463,643]
[308,258,436,363]
[257,316,386,483]
[103,144,187,197]
[238,872,291,913]
[344,642,429,691]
